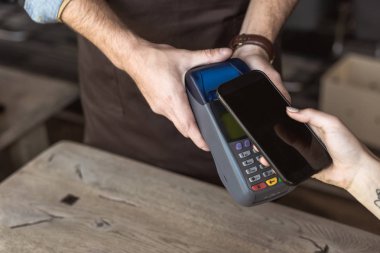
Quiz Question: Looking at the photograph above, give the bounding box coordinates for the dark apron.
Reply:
[78,0,278,184]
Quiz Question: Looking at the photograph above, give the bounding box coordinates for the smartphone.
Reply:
[217,70,332,185]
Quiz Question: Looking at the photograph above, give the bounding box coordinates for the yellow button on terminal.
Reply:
[266,177,278,186]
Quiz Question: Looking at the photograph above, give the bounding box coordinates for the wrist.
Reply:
[106,31,146,70]
[346,152,380,218]
[347,152,380,192]
[230,34,274,63]
[119,39,162,80]
[233,44,270,62]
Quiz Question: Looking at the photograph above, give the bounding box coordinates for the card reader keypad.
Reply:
[238,150,251,158]
[230,138,283,192]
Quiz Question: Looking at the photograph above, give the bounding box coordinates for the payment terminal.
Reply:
[185,58,293,206]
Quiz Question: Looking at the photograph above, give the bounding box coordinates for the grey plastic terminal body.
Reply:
[185,60,293,206]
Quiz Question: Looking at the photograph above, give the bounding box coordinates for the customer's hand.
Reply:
[123,41,232,151]
[287,107,380,219]
[286,107,372,190]
[232,45,291,102]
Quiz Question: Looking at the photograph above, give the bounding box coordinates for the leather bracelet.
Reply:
[229,34,275,63]
[57,0,74,22]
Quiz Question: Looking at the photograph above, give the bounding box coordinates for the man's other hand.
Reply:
[232,44,291,102]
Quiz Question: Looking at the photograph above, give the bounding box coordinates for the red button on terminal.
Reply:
[251,182,267,191]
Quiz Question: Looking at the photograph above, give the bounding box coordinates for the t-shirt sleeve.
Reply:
[22,0,64,23]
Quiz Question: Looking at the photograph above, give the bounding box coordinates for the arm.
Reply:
[287,108,380,219]
[60,0,139,71]
[234,0,298,100]
[60,0,232,151]
[347,156,380,219]
[22,0,231,151]
[240,0,298,42]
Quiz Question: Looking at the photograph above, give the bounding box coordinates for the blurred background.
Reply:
[0,0,379,234]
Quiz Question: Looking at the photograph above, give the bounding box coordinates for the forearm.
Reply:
[61,0,141,70]
[241,0,298,42]
[348,154,380,219]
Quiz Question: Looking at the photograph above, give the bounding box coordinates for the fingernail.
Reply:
[286,106,299,113]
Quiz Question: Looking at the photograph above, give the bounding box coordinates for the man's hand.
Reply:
[232,45,291,102]
[235,0,298,101]
[125,42,232,151]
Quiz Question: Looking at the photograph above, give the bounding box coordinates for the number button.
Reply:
[235,142,243,151]
[263,169,275,178]
[242,158,254,167]
[249,174,261,183]
[245,167,257,175]
[238,150,251,159]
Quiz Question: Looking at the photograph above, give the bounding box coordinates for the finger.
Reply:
[311,172,324,181]
[189,48,232,68]
[252,145,270,167]
[257,155,270,167]
[274,124,297,147]
[253,67,291,103]
[286,107,338,130]
[311,164,335,184]
[169,111,209,151]
[177,107,209,151]
[309,124,324,138]
[168,111,189,137]
[267,71,291,102]
[279,87,291,103]
[274,123,308,154]
[187,122,210,151]
[173,93,210,151]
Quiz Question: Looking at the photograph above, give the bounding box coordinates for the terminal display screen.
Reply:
[210,101,246,142]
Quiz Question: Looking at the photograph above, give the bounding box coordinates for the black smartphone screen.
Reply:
[217,70,332,185]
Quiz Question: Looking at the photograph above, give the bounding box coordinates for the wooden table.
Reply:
[0,66,78,168]
[0,142,379,253]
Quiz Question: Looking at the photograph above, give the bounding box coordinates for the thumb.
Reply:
[189,48,232,67]
[286,107,331,130]
[311,164,338,187]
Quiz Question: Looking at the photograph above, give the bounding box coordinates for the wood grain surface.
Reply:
[0,66,78,149]
[0,142,379,253]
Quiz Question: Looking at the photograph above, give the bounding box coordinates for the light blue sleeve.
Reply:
[23,0,63,23]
